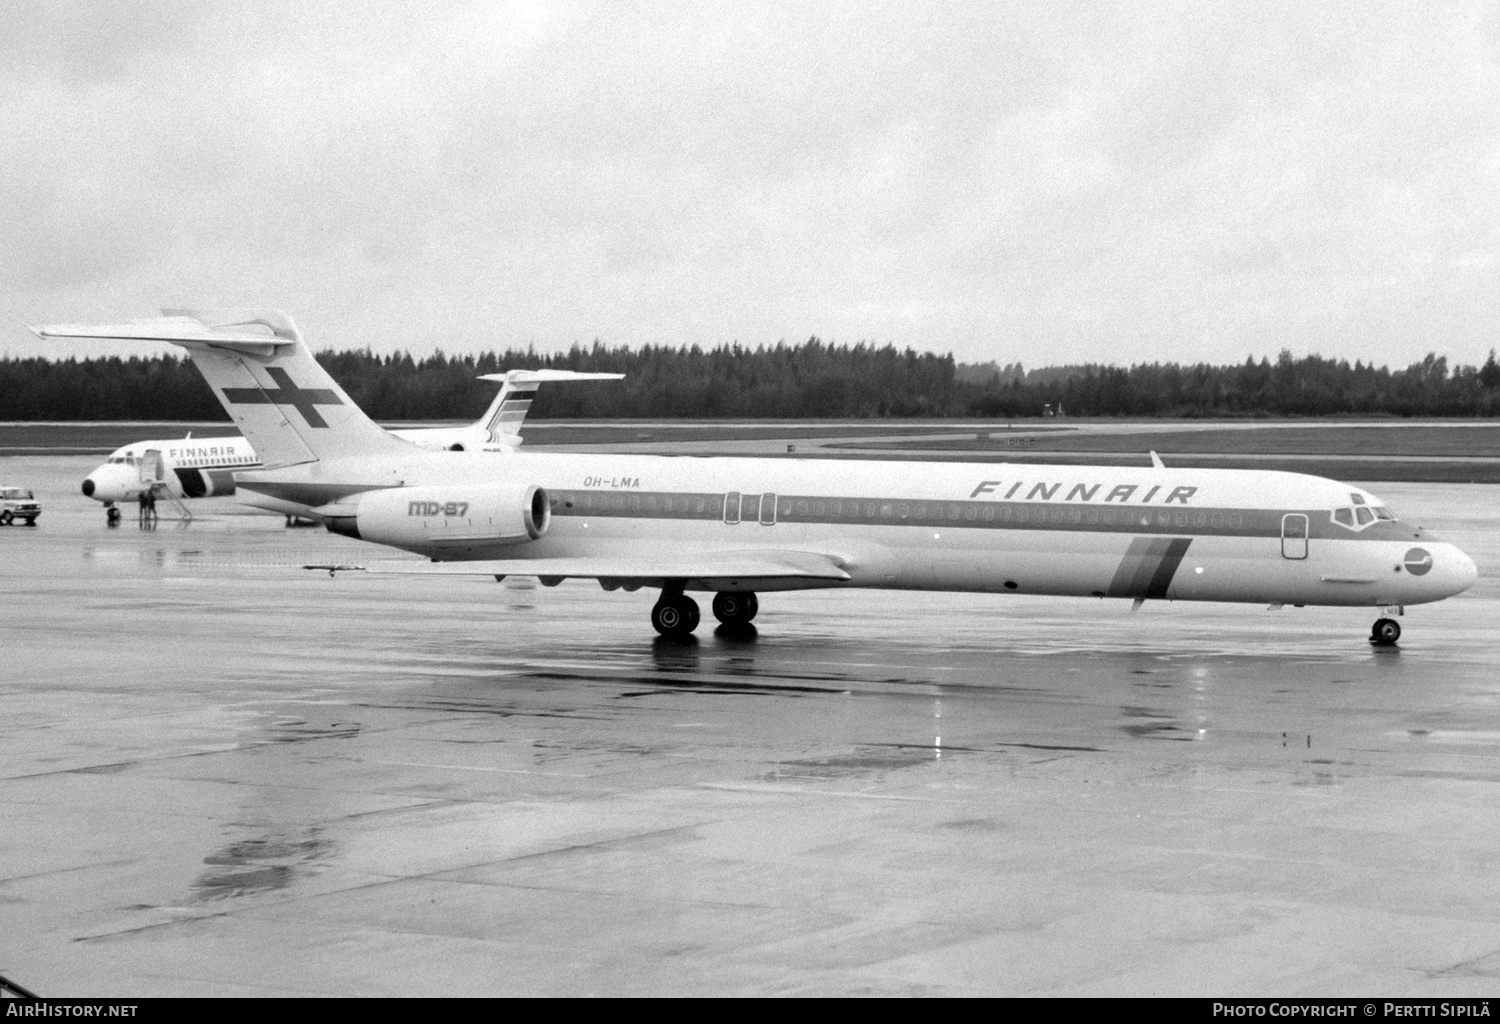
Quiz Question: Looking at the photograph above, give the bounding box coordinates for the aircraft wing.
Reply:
[309,549,851,588]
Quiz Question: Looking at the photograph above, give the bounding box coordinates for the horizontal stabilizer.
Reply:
[32,310,299,357]
[307,549,851,586]
[477,370,625,384]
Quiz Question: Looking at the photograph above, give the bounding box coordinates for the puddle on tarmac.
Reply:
[193,829,329,900]
[767,744,945,779]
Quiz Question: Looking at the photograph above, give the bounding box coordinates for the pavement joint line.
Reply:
[699,782,940,801]
[0,858,141,886]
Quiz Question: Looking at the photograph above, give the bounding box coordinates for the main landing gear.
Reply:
[651,587,759,636]
[651,592,701,636]
[1370,617,1401,646]
[712,592,758,627]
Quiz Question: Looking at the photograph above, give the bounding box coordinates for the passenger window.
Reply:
[1333,508,1354,527]
[724,492,741,524]
[1355,507,1373,525]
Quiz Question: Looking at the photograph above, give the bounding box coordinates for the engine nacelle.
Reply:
[328,482,549,552]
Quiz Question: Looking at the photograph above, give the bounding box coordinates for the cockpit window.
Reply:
[1350,493,1366,505]
[1333,501,1395,530]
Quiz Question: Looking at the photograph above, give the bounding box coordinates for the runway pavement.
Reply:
[2,455,1499,996]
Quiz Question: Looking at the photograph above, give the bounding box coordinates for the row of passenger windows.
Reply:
[555,491,1246,529]
[108,455,256,466]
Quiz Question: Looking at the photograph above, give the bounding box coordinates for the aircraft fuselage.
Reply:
[235,449,1477,609]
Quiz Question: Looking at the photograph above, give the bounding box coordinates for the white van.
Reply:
[0,487,41,526]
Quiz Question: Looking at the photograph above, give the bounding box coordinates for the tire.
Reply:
[23,518,36,526]
[1370,618,1401,646]
[0,510,12,525]
[712,591,759,624]
[652,600,686,636]
[652,596,700,636]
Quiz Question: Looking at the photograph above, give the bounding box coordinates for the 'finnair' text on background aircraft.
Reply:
[79,366,622,517]
[37,309,1478,646]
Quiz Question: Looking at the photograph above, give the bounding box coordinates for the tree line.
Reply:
[3,339,1500,420]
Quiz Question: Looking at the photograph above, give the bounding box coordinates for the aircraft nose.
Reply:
[81,477,95,497]
[1449,546,1480,595]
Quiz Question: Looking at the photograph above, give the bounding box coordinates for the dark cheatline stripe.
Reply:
[1106,537,1193,598]
[1143,537,1193,598]
[174,467,207,498]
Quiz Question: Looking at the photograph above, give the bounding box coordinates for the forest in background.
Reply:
[3,339,1500,420]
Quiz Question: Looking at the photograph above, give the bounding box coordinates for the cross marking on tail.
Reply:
[221,367,343,428]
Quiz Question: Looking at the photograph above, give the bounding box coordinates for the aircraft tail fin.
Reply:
[32,309,408,468]
[474,370,623,443]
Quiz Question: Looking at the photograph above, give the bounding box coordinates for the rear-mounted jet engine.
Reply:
[325,482,549,556]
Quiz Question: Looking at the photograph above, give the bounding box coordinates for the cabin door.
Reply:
[1281,513,1309,559]
[139,449,166,487]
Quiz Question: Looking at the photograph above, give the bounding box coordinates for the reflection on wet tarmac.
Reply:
[195,830,330,901]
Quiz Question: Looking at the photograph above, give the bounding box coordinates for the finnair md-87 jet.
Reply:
[37,309,1477,645]
[79,365,621,519]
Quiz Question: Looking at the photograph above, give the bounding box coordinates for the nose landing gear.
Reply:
[1370,617,1401,646]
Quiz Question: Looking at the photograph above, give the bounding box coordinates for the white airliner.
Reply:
[79,367,622,518]
[37,309,1478,646]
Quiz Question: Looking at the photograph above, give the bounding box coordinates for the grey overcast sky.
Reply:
[2,0,1497,367]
